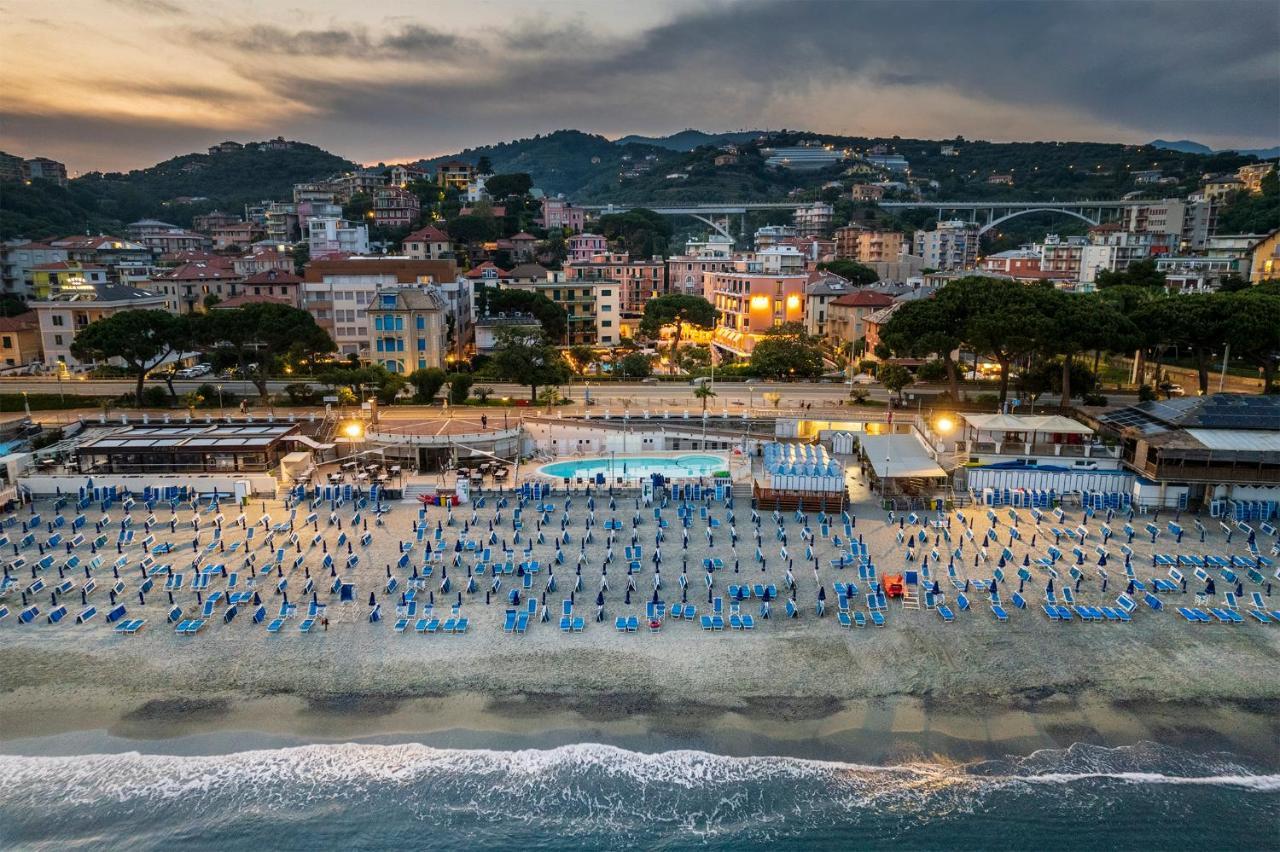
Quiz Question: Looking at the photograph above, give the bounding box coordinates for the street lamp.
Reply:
[217,384,224,417]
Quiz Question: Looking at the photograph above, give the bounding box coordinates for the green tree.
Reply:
[749,325,824,379]
[1096,258,1166,289]
[1215,168,1279,234]
[484,173,533,198]
[447,372,474,405]
[195,304,335,399]
[598,209,673,257]
[71,310,183,407]
[638,293,718,353]
[877,296,965,400]
[485,288,568,341]
[408,367,447,402]
[1225,288,1280,393]
[816,260,879,286]
[536,386,562,411]
[694,383,717,412]
[1039,289,1134,403]
[490,327,570,401]
[567,345,597,375]
[952,277,1055,403]
[618,351,654,379]
[448,214,499,246]
[877,362,914,403]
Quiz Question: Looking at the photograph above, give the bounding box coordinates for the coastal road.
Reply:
[2,375,1134,412]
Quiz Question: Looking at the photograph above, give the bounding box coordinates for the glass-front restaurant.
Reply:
[74,423,298,474]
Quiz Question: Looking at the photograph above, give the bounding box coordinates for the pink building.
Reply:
[540,198,585,233]
[564,251,666,316]
[704,258,809,356]
[567,233,607,263]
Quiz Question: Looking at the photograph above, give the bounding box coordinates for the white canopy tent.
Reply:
[961,414,1094,435]
[859,432,947,482]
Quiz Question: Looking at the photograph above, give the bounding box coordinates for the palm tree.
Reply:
[694,383,717,412]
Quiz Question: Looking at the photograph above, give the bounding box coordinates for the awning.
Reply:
[961,413,1093,435]
[859,433,946,479]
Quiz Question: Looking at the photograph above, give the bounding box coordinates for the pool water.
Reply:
[540,455,727,480]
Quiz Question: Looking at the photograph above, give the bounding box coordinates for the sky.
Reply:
[2,0,1277,174]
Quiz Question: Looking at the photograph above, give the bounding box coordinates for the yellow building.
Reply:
[1249,228,1280,281]
[0,312,43,367]
[30,261,110,299]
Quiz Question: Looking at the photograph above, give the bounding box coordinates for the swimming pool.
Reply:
[540,454,728,480]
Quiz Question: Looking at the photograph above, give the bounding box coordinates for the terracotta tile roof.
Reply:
[0,311,39,331]
[160,261,242,281]
[212,293,293,309]
[465,261,511,279]
[241,269,301,285]
[404,225,450,243]
[829,290,896,308]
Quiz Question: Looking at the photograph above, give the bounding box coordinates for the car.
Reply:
[1163,383,1185,397]
[690,376,712,387]
[175,367,201,379]
[641,377,659,384]
[851,374,877,385]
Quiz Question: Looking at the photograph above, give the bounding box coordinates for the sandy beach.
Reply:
[2,488,1278,768]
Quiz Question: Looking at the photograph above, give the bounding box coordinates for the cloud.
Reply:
[190,22,469,59]
[103,0,187,15]
[4,0,1276,172]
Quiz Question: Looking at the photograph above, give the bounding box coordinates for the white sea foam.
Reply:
[1,741,1275,809]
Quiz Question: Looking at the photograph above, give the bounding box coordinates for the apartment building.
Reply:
[564,251,665,316]
[1078,229,1167,286]
[666,234,736,296]
[704,256,808,356]
[302,258,457,358]
[435,161,476,191]
[825,290,896,347]
[373,187,420,229]
[913,220,979,271]
[1120,197,1215,250]
[151,258,242,313]
[834,226,904,262]
[29,284,172,368]
[567,233,608,263]
[126,220,212,254]
[0,241,68,297]
[307,217,370,257]
[792,202,834,237]
[1039,234,1086,278]
[804,274,855,338]
[539,198,585,233]
[368,286,451,373]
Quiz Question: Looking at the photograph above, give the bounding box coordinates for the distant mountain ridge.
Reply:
[1150,139,1279,159]
[611,129,768,151]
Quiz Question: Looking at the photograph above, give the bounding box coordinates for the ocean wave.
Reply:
[0,742,1276,849]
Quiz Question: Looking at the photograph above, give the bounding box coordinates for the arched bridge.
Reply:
[878,200,1145,235]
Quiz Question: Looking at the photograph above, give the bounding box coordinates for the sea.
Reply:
[0,740,1276,850]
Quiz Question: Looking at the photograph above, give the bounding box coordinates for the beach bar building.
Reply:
[73,421,301,475]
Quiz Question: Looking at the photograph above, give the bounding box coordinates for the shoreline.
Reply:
[4,644,1279,768]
